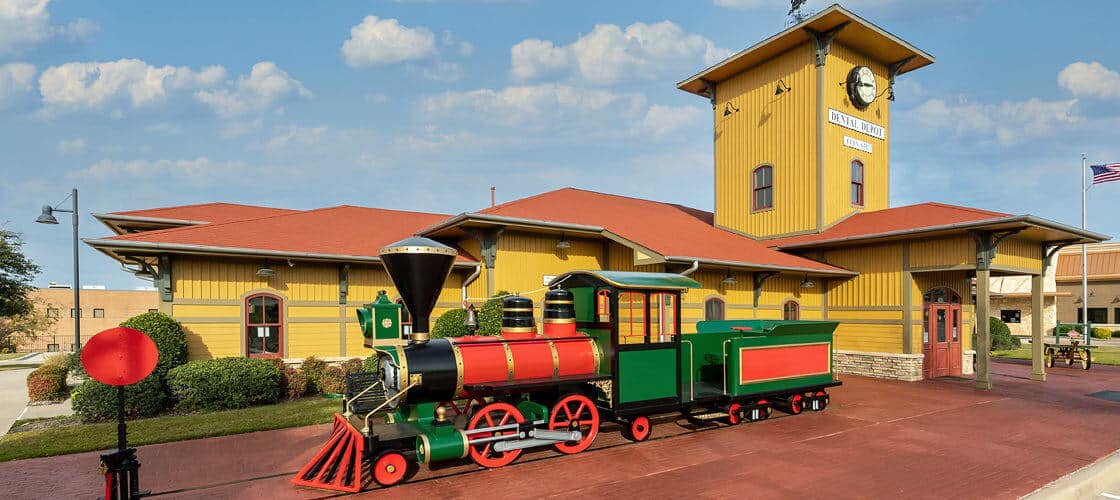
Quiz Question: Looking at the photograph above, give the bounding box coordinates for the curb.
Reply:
[1022,448,1120,499]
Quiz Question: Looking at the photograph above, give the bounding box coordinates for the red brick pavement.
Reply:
[1,359,1117,499]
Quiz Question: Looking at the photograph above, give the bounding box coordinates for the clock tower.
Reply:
[677,5,934,239]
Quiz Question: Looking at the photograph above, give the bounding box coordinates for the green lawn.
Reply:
[0,364,38,371]
[993,345,1120,366]
[0,397,337,462]
[0,353,27,361]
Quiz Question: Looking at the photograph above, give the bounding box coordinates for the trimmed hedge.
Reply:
[67,350,87,379]
[340,357,363,374]
[167,357,281,410]
[300,356,328,393]
[432,291,508,338]
[318,366,347,395]
[363,353,378,372]
[27,365,68,402]
[989,316,1020,351]
[120,312,188,378]
[72,374,167,421]
[1090,327,1111,340]
[283,369,308,399]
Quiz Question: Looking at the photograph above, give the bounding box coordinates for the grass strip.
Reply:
[0,397,337,462]
[992,345,1120,365]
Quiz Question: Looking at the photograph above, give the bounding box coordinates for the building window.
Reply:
[148,308,158,313]
[617,291,647,345]
[752,165,773,211]
[783,300,800,320]
[93,308,105,318]
[1115,308,1120,324]
[704,298,725,321]
[70,308,80,318]
[649,292,677,342]
[1077,308,1109,324]
[851,160,864,206]
[245,293,283,357]
[46,308,59,319]
[1000,310,1021,324]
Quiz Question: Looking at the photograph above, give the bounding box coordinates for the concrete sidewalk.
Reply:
[0,359,1117,499]
[0,353,76,436]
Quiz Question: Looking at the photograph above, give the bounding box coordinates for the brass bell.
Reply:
[463,304,479,332]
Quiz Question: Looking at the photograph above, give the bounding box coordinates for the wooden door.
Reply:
[928,304,951,378]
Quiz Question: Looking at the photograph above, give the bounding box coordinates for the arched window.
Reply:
[704,297,725,321]
[783,300,800,320]
[851,160,864,206]
[752,165,773,211]
[246,293,283,358]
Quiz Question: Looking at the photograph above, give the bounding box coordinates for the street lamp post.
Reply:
[36,188,81,351]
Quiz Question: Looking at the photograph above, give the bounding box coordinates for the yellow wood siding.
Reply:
[493,232,604,296]
[172,304,239,318]
[834,324,902,353]
[822,42,891,224]
[174,258,340,302]
[993,236,1042,272]
[287,322,340,358]
[181,323,241,360]
[713,44,818,237]
[910,237,975,268]
[824,244,902,306]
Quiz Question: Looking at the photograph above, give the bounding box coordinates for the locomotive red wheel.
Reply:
[466,402,526,468]
[549,393,600,454]
[372,452,408,487]
[727,403,742,425]
[622,416,652,442]
[756,399,771,420]
[810,391,829,411]
[789,394,803,415]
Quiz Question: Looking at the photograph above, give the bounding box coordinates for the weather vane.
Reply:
[788,0,808,24]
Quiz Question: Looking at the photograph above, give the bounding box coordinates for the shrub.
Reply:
[432,291,509,339]
[300,356,327,393]
[318,366,347,395]
[989,316,1020,351]
[363,353,379,372]
[120,312,188,378]
[26,365,68,402]
[43,353,69,368]
[72,374,167,421]
[433,308,469,339]
[67,350,87,379]
[167,357,280,410]
[283,368,308,399]
[1090,327,1111,340]
[340,357,364,374]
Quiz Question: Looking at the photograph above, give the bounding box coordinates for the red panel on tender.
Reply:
[740,343,830,384]
[459,342,509,385]
[508,340,554,380]
[554,338,596,376]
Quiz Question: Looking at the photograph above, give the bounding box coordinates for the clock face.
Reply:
[847,66,877,108]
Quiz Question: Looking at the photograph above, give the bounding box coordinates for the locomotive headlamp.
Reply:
[380,354,402,407]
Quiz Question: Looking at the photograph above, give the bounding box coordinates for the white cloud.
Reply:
[441,30,473,57]
[56,137,85,154]
[0,62,36,108]
[902,97,1081,146]
[253,124,328,151]
[510,21,730,85]
[69,157,247,182]
[636,104,705,139]
[1058,61,1120,100]
[422,83,645,127]
[0,0,98,56]
[39,59,226,111]
[341,16,437,67]
[195,62,311,120]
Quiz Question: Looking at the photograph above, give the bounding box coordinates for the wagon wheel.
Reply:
[621,416,652,442]
[1081,349,1092,370]
[372,451,408,487]
[1045,347,1054,368]
[466,402,525,468]
[548,393,599,454]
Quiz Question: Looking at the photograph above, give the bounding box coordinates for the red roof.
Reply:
[474,188,849,274]
[766,202,1010,248]
[101,206,476,262]
[111,202,299,224]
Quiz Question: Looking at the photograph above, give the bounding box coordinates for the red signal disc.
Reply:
[81,327,159,386]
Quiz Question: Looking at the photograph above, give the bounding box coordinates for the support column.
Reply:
[1030,272,1046,381]
[975,267,992,390]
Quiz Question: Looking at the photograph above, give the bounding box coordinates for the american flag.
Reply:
[1091,163,1120,185]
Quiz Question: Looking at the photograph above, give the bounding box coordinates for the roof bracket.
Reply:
[971,228,1026,271]
[753,271,781,308]
[887,56,916,86]
[701,79,717,109]
[1042,239,1081,271]
[804,22,849,67]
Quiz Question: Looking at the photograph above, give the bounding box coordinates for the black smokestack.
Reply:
[379,237,457,344]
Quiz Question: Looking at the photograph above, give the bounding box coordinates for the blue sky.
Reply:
[2,0,1119,290]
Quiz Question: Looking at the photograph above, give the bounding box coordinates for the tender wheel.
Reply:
[1082,350,1092,370]
[809,391,829,411]
[622,416,652,442]
[549,393,600,454]
[727,403,742,425]
[372,452,408,487]
[1045,347,1054,368]
[780,394,803,415]
[466,402,526,468]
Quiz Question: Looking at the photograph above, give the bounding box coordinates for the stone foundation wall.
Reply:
[833,350,924,382]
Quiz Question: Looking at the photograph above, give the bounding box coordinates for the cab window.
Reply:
[650,292,677,342]
[617,291,646,344]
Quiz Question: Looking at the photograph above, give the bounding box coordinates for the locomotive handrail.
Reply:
[343,379,384,418]
[362,381,415,435]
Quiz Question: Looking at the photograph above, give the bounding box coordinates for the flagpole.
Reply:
[1081,153,1088,335]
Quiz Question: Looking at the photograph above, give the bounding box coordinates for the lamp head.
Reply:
[256,262,275,277]
[36,205,59,224]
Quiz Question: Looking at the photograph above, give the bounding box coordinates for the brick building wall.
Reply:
[10,288,159,352]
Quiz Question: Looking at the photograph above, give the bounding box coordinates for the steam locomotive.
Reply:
[293,237,841,492]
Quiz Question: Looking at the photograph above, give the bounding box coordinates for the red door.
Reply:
[923,303,961,378]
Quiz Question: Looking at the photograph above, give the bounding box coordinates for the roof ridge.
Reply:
[113,201,293,216]
[921,201,1008,216]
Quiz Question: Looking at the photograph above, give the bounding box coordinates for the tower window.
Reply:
[752,165,773,211]
[851,160,864,206]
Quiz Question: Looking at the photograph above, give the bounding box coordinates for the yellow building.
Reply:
[86,6,1106,387]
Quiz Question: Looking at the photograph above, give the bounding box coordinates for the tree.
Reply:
[0,229,41,318]
[0,300,56,350]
